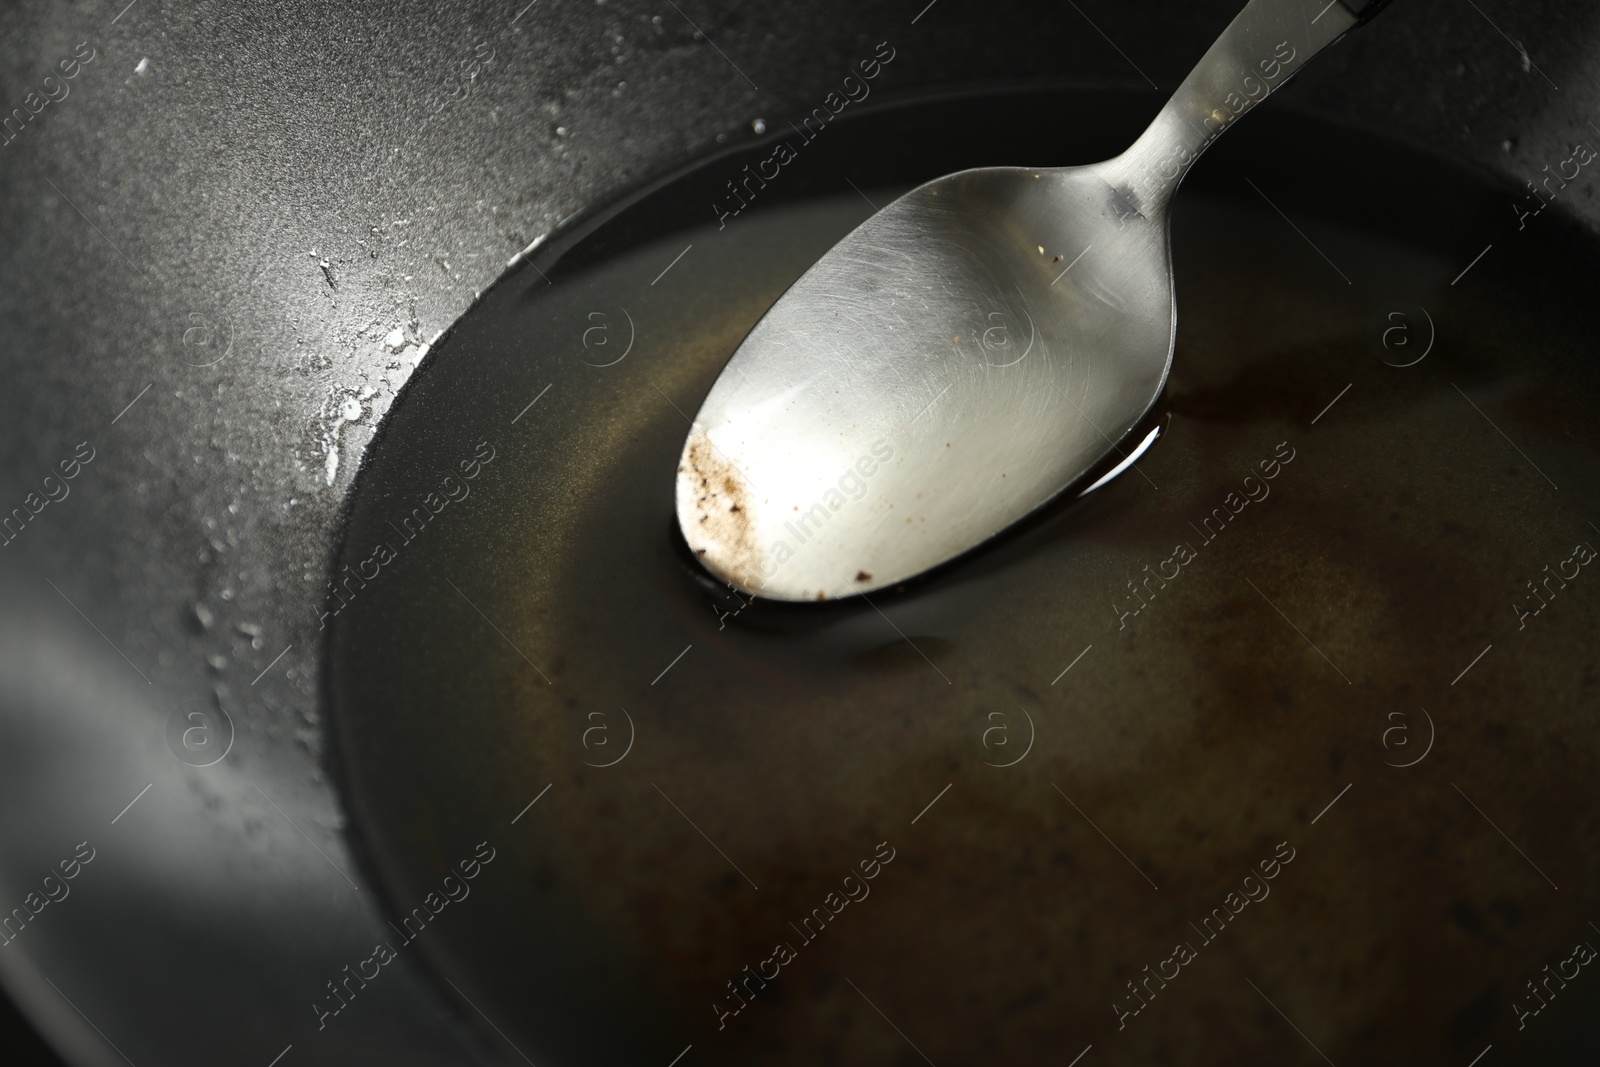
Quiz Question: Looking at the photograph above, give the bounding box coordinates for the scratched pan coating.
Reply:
[325,87,1600,1065]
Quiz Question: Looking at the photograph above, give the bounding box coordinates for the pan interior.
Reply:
[326,86,1600,1065]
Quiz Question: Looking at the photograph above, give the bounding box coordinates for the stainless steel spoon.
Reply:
[677,0,1392,601]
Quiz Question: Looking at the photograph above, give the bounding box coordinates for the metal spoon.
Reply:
[677,0,1392,601]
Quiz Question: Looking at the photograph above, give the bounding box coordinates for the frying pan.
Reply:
[1,0,1597,1063]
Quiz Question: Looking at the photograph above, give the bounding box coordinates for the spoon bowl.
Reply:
[677,164,1174,600]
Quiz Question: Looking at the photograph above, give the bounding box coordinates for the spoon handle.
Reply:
[1109,0,1394,213]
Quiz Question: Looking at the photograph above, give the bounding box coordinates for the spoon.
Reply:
[677,0,1393,601]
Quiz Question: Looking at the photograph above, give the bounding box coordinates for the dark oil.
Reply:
[327,87,1600,1066]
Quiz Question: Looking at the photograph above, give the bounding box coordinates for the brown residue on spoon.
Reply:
[682,429,764,593]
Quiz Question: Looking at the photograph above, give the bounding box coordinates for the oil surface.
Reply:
[328,88,1600,1066]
